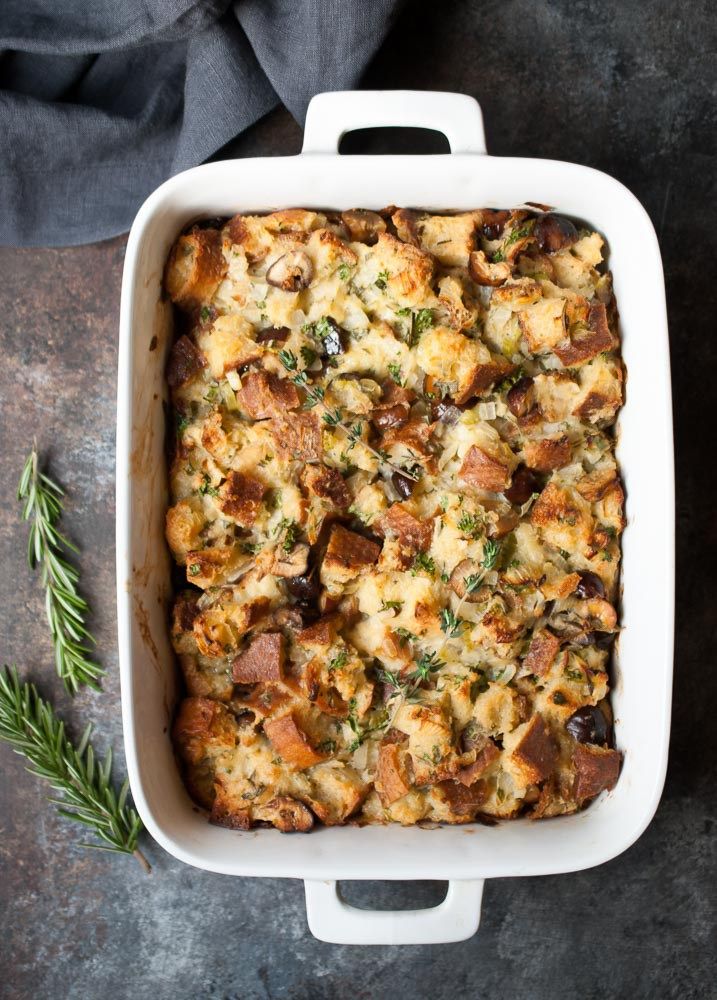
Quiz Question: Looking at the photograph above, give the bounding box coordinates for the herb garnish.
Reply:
[17,448,103,695]
[0,667,148,870]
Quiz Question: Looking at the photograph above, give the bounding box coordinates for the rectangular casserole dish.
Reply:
[117,90,674,945]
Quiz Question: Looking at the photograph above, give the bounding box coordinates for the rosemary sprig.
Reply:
[0,667,149,871]
[17,447,103,695]
[278,350,419,481]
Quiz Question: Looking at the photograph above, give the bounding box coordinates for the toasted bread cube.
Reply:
[507,714,558,783]
[376,742,412,806]
[164,228,227,310]
[264,714,326,770]
[173,697,237,765]
[459,444,514,493]
[523,629,561,676]
[237,369,300,419]
[166,335,207,387]
[218,471,266,527]
[196,314,263,378]
[232,632,285,683]
[573,743,621,802]
[523,435,572,472]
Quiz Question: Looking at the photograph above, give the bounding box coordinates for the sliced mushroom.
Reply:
[534,213,578,253]
[341,209,386,245]
[266,251,313,291]
[449,559,488,603]
[271,543,310,578]
[506,377,535,418]
[468,249,512,286]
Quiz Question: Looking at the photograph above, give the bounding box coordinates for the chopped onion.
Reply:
[352,741,368,770]
[488,663,517,685]
[477,401,497,421]
[225,369,242,391]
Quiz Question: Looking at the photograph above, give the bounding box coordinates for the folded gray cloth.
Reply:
[0,0,399,247]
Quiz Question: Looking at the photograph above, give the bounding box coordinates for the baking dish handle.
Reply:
[301,90,486,155]
[304,878,484,945]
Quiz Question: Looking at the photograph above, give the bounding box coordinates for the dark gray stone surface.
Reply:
[0,1,714,997]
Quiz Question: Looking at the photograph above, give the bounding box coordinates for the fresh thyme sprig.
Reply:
[0,667,149,871]
[277,350,419,481]
[17,447,103,695]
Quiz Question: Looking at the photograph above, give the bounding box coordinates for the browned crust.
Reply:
[523,629,561,676]
[301,465,351,508]
[573,743,621,802]
[167,335,207,388]
[323,525,382,573]
[459,445,512,492]
[523,435,572,472]
[456,742,500,786]
[232,632,285,683]
[271,412,323,462]
[164,228,228,311]
[511,715,558,783]
[237,370,300,419]
[378,504,433,553]
[376,742,412,805]
[218,471,266,526]
[173,697,237,765]
[554,302,614,366]
[263,713,326,770]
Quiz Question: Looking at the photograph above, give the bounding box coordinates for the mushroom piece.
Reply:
[271,543,310,578]
[468,249,512,286]
[341,209,387,245]
[504,465,542,506]
[285,567,320,604]
[566,706,609,746]
[534,213,579,253]
[506,377,535,418]
[391,470,415,500]
[449,558,488,603]
[574,571,606,600]
[265,250,314,291]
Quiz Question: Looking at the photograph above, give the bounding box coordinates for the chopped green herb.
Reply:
[380,600,403,612]
[440,607,465,638]
[198,473,219,498]
[411,552,436,577]
[328,650,349,672]
[387,362,404,385]
[200,306,210,322]
[300,345,317,367]
[188,563,201,576]
[375,270,389,290]
[457,512,483,539]
[338,263,351,282]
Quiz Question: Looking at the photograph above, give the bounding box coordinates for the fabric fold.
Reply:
[0,0,399,246]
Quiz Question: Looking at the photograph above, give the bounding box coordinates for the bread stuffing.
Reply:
[164,206,623,832]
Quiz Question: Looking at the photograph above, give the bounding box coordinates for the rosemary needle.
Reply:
[0,667,149,871]
[17,446,103,695]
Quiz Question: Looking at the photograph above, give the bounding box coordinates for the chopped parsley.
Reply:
[375,270,389,290]
[380,600,403,612]
[411,552,436,577]
[457,512,483,539]
[328,650,349,672]
[337,263,351,282]
[387,362,404,385]
[198,473,219,497]
[188,563,201,576]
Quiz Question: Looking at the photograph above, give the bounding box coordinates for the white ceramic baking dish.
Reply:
[116,90,674,945]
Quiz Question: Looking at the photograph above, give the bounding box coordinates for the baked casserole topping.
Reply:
[164,206,623,832]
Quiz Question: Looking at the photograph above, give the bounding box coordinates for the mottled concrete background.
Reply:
[0,1,714,997]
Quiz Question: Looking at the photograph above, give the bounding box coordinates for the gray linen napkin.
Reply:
[0,0,399,247]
